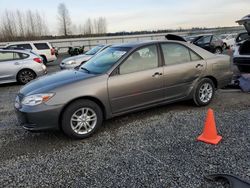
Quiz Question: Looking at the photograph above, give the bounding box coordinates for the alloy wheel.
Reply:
[199,83,213,103]
[70,107,97,135]
[19,70,35,84]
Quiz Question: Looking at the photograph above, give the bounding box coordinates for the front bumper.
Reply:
[15,98,63,131]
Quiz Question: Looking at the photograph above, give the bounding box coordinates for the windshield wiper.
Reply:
[80,67,91,73]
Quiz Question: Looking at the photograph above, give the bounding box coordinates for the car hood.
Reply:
[20,70,96,96]
[62,54,93,64]
[236,14,250,33]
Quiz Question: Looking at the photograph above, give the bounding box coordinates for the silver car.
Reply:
[0,49,47,84]
[60,44,110,69]
[15,41,232,139]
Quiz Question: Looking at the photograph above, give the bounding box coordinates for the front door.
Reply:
[108,45,164,114]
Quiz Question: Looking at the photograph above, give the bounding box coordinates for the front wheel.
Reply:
[193,78,215,106]
[61,99,103,139]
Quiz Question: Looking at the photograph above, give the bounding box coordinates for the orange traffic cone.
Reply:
[197,108,222,145]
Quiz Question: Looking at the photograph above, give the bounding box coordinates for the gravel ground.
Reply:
[0,55,249,188]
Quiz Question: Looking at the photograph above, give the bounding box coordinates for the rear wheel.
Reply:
[223,43,227,49]
[193,78,215,106]
[61,99,103,139]
[17,69,36,84]
[215,47,222,54]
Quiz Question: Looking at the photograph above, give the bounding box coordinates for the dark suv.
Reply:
[190,34,224,54]
[233,14,250,73]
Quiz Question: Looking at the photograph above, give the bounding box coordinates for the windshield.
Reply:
[80,47,131,74]
[85,45,104,55]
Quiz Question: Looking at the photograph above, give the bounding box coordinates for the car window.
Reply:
[0,52,24,62]
[34,43,50,50]
[197,36,212,44]
[212,36,220,42]
[85,46,103,55]
[80,47,130,74]
[16,44,32,50]
[18,52,29,59]
[0,52,13,61]
[161,43,191,65]
[119,45,158,75]
[190,50,202,61]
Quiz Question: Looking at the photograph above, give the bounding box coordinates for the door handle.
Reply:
[152,72,163,77]
[195,64,203,68]
[14,62,20,65]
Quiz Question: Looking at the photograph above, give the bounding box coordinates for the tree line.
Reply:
[0,3,108,42]
[0,10,49,42]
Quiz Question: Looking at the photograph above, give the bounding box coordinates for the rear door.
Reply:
[160,42,205,100]
[0,51,26,82]
[108,44,165,114]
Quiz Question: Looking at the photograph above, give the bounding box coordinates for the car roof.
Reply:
[110,40,191,49]
[5,41,50,45]
[0,48,32,54]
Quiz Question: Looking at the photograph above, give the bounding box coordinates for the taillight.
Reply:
[33,58,42,63]
[51,48,55,55]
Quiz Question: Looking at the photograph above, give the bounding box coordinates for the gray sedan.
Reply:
[60,44,110,69]
[0,49,47,84]
[15,41,232,139]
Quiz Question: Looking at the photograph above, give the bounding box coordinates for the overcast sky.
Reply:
[0,0,249,34]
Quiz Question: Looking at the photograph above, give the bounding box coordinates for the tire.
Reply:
[61,99,103,139]
[223,43,227,49]
[17,69,36,84]
[193,78,215,106]
[214,47,222,54]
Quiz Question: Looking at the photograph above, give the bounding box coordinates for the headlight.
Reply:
[65,60,76,65]
[22,93,54,106]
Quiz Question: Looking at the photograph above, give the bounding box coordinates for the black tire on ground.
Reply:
[223,43,227,49]
[214,47,222,54]
[193,78,215,106]
[17,69,36,84]
[61,99,103,139]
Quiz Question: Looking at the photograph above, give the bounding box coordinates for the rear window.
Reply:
[8,44,32,50]
[34,43,50,50]
[0,52,29,62]
[17,44,32,50]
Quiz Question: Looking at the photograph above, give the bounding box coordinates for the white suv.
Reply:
[5,42,57,64]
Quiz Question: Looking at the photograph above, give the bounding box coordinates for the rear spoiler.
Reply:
[165,34,187,42]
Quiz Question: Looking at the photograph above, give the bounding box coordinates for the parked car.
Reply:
[0,48,47,84]
[218,33,238,49]
[233,14,250,73]
[5,42,57,64]
[15,40,232,139]
[184,35,199,43]
[190,34,224,54]
[68,46,85,56]
[60,44,110,69]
